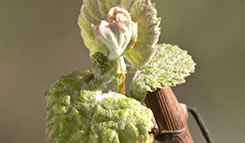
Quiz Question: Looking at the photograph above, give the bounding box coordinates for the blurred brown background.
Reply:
[0,0,244,142]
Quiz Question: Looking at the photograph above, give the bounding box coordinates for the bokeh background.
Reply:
[0,0,244,142]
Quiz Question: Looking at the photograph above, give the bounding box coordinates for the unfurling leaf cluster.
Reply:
[45,0,196,143]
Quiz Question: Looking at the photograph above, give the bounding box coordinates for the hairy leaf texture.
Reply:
[78,0,160,67]
[45,71,154,143]
[130,44,196,101]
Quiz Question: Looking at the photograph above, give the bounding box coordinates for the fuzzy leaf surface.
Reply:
[45,71,154,143]
[130,44,196,101]
[78,0,160,67]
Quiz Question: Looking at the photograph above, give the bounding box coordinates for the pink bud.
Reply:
[93,7,138,60]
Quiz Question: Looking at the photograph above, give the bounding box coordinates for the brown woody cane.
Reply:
[145,87,213,143]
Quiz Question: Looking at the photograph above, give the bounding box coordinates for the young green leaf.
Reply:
[130,44,196,101]
[78,0,160,67]
[45,71,154,143]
